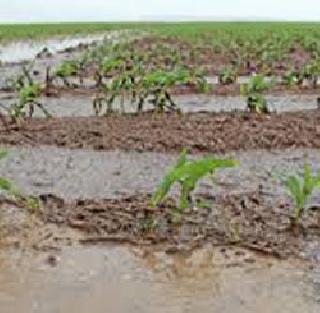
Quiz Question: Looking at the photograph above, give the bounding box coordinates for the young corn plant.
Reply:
[0,149,40,212]
[55,61,80,87]
[8,83,51,119]
[0,149,14,195]
[93,67,208,115]
[218,66,238,85]
[151,150,238,220]
[282,68,303,87]
[302,59,320,88]
[93,67,139,115]
[137,69,209,113]
[5,64,34,91]
[240,75,274,113]
[2,66,51,119]
[138,70,180,112]
[0,149,22,202]
[285,156,320,226]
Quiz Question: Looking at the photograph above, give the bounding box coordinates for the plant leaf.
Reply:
[286,175,304,210]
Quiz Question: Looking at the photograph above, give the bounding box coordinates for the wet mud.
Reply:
[1,111,320,153]
[0,147,320,258]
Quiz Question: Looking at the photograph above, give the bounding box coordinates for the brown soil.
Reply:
[38,192,320,259]
[1,111,320,153]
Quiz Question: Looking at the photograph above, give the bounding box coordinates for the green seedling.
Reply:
[285,156,320,224]
[139,216,159,232]
[218,66,238,85]
[282,68,303,87]
[8,83,51,119]
[240,75,274,113]
[3,65,51,119]
[93,66,208,115]
[151,150,238,220]
[0,149,17,197]
[55,61,80,87]
[0,149,40,212]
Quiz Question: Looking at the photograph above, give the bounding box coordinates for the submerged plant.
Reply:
[151,150,238,219]
[285,155,320,224]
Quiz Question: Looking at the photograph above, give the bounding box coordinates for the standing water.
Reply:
[0,244,319,313]
[0,34,107,64]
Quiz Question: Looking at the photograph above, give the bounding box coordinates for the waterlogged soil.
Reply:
[2,34,320,313]
[1,111,320,153]
[0,146,320,311]
[0,147,320,257]
[1,245,319,313]
[34,191,320,259]
[1,191,320,312]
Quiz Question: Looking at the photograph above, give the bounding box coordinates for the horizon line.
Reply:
[1,19,320,24]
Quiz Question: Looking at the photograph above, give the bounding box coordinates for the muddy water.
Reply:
[0,93,318,117]
[0,147,320,202]
[0,34,107,64]
[0,244,319,313]
[0,31,123,89]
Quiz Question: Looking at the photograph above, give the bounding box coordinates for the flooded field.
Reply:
[1,22,320,313]
[0,147,319,313]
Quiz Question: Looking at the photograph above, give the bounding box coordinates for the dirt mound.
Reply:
[37,192,320,260]
[1,111,320,153]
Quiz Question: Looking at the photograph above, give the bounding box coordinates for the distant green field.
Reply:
[0,22,139,42]
[1,22,320,43]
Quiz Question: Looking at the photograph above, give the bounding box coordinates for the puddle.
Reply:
[0,34,108,64]
[0,147,319,201]
[0,244,319,313]
[0,31,123,89]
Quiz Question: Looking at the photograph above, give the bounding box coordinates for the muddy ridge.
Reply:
[1,111,320,153]
[35,192,320,260]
